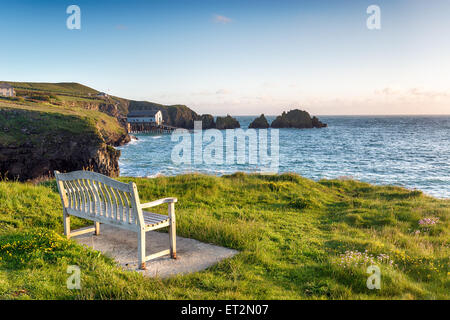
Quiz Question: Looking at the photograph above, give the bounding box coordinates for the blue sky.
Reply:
[1,0,449,115]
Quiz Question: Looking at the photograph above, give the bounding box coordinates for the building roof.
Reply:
[127,110,161,117]
[0,83,13,89]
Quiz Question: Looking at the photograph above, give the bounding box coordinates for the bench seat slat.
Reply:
[143,211,169,226]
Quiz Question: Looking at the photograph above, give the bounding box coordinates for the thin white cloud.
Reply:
[216,89,232,95]
[213,14,232,24]
[375,87,450,100]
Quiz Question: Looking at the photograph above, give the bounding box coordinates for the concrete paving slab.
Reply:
[73,224,238,278]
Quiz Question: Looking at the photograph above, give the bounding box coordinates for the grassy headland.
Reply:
[0,101,124,145]
[0,173,448,299]
[0,81,225,181]
[0,95,127,180]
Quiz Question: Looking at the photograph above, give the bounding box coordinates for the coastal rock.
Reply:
[199,114,216,129]
[0,138,120,181]
[99,103,121,118]
[0,108,122,181]
[312,116,327,128]
[216,115,241,129]
[249,114,270,129]
[271,109,327,129]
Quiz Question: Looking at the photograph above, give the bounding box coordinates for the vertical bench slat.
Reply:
[62,181,72,209]
[72,179,81,212]
[102,183,111,217]
[98,182,109,218]
[107,184,117,219]
[93,181,104,217]
[118,188,125,222]
[80,179,91,214]
[76,179,87,214]
[115,189,126,223]
[70,180,81,211]
[124,191,131,224]
[85,179,93,215]
[65,180,74,210]
[123,192,132,224]
[89,180,100,216]
[86,179,95,214]
[115,188,123,221]
[121,191,131,224]
[85,179,95,215]
[78,179,87,213]
[68,180,78,210]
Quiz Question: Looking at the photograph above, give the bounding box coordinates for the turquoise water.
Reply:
[117,116,450,198]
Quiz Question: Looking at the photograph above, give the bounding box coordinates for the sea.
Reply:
[117,116,450,199]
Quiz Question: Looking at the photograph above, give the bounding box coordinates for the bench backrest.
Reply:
[55,170,144,230]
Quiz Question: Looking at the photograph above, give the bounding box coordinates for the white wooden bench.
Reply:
[54,170,177,270]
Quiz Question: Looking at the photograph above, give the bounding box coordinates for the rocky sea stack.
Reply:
[199,114,216,129]
[216,115,241,129]
[271,109,327,129]
[249,114,270,129]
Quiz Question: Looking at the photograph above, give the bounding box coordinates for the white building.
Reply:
[96,92,108,98]
[127,110,163,125]
[0,83,15,97]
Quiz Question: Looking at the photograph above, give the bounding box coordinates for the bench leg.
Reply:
[169,203,177,259]
[94,222,100,235]
[63,211,71,239]
[138,230,146,270]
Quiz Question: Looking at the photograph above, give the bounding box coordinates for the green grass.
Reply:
[0,81,127,151]
[2,81,203,128]
[6,82,99,96]
[0,100,125,145]
[0,173,448,299]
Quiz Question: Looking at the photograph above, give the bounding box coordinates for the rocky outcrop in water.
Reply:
[311,116,327,128]
[271,109,327,129]
[249,114,270,129]
[199,114,216,129]
[216,115,241,129]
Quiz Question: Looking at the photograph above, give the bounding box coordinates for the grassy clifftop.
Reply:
[6,82,100,96]
[0,173,448,299]
[0,101,124,146]
[2,81,207,129]
[0,82,130,180]
[0,80,209,180]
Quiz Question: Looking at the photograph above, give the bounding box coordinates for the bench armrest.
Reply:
[140,197,178,209]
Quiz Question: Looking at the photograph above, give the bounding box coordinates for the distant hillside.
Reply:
[0,82,132,181]
[6,82,100,96]
[0,81,209,180]
[4,81,205,129]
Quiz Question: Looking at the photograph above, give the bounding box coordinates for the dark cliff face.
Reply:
[0,137,120,181]
[271,109,327,128]
[0,108,122,181]
[199,114,216,129]
[249,114,270,129]
[216,115,241,129]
